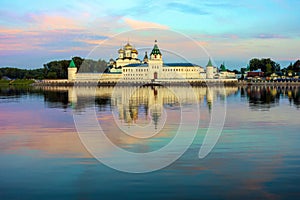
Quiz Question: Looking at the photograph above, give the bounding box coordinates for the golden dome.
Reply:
[131,48,138,54]
[124,43,133,50]
[118,48,124,53]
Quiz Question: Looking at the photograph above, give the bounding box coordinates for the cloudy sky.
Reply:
[0,0,299,69]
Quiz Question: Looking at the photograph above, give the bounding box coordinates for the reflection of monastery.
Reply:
[64,86,238,125]
[67,41,237,84]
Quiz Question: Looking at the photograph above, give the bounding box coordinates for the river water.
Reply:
[0,85,299,199]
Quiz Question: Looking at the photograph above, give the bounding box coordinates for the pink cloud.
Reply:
[123,17,169,30]
[27,13,84,30]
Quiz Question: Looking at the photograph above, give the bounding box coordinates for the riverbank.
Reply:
[0,79,35,86]
[238,80,300,86]
[32,79,300,87]
[33,79,239,86]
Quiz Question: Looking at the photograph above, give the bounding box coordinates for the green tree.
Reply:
[249,58,262,71]
[232,69,240,74]
[293,60,300,72]
[249,58,280,75]
[43,60,69,79]
[265,63,273,75]
[47,71,57,79]
[72,56,84,71]
[241,68,246,74]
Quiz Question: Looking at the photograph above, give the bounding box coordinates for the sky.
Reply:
[0,0,300,69]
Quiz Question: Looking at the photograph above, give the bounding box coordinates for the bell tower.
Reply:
[148,40,163,80]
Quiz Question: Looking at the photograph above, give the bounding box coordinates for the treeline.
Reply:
[240,58,300,76]
[249,58,280,75]
[0,68,45,79]
[0,57,108,80]
[286,60,300,73]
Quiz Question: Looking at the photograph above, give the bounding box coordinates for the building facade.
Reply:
[122,40,206,81]
[68,40,237,82]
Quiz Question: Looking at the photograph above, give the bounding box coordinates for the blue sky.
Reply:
[0,0,299,69]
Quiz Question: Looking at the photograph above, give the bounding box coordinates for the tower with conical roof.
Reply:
[220,62,226,72]
[150,40,162,60]
[68,59,77,81]
[143,51,148,63]
[148,40,163,80]
[206,58,214,79]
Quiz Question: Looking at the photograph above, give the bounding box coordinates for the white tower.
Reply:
[68,59,77,81]
[148,40,163,80]
[206,58,214,79]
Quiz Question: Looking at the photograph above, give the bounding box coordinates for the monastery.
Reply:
[67,40,236,84]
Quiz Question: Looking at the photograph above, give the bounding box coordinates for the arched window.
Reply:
[154,72,158,79]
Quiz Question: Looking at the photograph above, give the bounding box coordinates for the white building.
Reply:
[68,40,236,82]
[122,40,205,81]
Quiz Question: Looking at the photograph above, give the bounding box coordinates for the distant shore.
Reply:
[30,79,300,87]
[238,80,300,86]
[0,79,35,86]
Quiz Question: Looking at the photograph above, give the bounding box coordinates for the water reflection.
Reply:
[66,86,238,127]
[241,86,300,110]
[1,85,299,111]
[1,85,300,199]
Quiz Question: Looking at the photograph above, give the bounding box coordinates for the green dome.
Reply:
[69,59,76,68]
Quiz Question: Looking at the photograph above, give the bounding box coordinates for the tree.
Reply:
[47,71,57,79]
[293,60,300,72]
[265,63,273,75]
[275,63,280,72]
[241,68,246,74]
[72,56,84,71]
[43,60,69,79]
[249,58,262,71]
[249,58,280,75]
[232,69,240,74]
[0,57,109,80]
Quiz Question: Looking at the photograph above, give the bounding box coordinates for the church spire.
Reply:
[206,58,213,67]
[150,40,161,56]
[143,51,148,63]
[69,59,76,68]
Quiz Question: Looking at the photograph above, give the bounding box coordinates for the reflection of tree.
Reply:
[95,96,111,111]
[240,87,246,98]
[44,90,69,109]
[244,86,300,110]
[0,86,33,98]
[247,86,279,110]
[288,86,300,109]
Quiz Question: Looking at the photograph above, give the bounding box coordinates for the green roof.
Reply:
[220,63,226,71]
[206,58,213,67]
[150,41,161,55]
[69,59,76,68]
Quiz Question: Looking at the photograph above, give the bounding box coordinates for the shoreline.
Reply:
[31,79,300,87]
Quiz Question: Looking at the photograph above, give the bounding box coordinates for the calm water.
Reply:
[0,85,299,200]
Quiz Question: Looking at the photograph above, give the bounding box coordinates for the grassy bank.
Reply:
[0,79,35,86]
